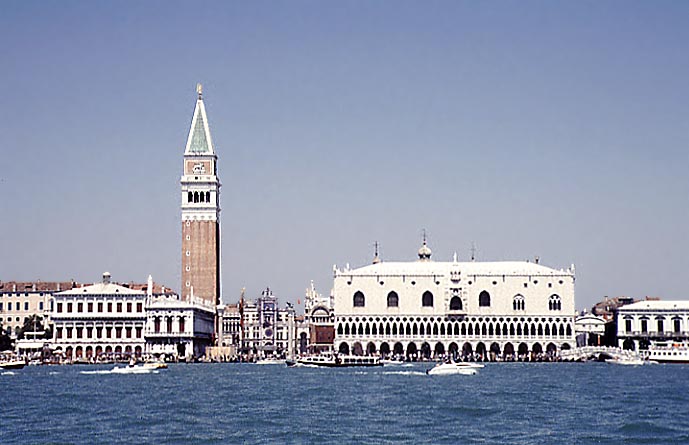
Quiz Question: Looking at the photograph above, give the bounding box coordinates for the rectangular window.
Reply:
[57,302,63,313]
[77,302,83,313]
[641,319,648,333]
[675,319,681,333]
[7,302,12,311]
[126,302,132,313]
[56,328,62,339]
[86,327,93,338]
[625,319,632,333]
[115,327,122,338]
[39,302,44,311]
[657,320,664,333]
[154,319,160,333]
[76,327,83,339]
[96,327,102,338]
[67,302,73,313]
[136,303,143,313]
[0,303,3,311]
[106,327,112,338]
[136,327,142,338]
[87,302,93,313]
[107,302,112,313]
[98,302,103,312]
[117,303,122,313]
[24,302,29,311]
[126,327,132,338]
[179,318,185,333]
[66,328,72,339]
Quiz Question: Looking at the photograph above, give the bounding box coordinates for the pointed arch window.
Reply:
[513,295,525,311]
[387,291,399,308]
[422,291,434,307]
[548,295,562,311]
[449,296,462,310]
[353,291,365,307]
[479,291,491,307]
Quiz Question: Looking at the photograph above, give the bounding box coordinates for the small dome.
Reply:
[418,242,432,261]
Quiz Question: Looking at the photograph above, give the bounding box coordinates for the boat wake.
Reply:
[1,371,16,376]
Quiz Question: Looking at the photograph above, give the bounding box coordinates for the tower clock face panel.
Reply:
[185,160,212,176]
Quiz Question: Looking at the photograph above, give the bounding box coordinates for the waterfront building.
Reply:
[574,312,607,347]
[302,281,335,354]
[616,299,689,350]
[0,281,75,338]
[180,84,221,309]
[144,292,216,360]
[235,289,296,357]
[51,273,147,359]
[333,241,576,360]
[219,303,242,349]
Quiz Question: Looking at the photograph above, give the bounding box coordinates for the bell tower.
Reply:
[180,84,221,306]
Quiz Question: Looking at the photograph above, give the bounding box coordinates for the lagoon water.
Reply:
[2,362,689,444]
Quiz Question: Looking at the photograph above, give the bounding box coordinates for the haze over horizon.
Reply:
[1,2,688,311]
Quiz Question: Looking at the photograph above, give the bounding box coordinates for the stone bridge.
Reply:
[559,346,640,362]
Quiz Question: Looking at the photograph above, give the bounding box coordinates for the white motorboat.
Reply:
[427,361,484,376]
[0,359,26,370]
[255,357,286,365]
[111,364,155,374]
[143,361,168,370]
[381,358,405,366]
[288,354,382,368]
[606,357,645,366]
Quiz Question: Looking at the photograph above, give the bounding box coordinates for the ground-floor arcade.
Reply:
[336,339,573,361]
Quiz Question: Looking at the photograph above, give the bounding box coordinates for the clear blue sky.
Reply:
[1,1,687,311]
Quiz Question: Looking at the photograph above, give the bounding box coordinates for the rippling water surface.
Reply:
[2,362,689,444]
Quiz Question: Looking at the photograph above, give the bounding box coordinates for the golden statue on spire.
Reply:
[196,83,203,98]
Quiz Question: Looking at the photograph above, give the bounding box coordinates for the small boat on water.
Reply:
[287,354,382,368]
[143,361,168,370]
[380,358,406,366]
[110,358,165,374]
[606,357,646,366]
[111,365,154,374]
[0,359,26,370]
[255,357,286,365]
[426,361,484,376]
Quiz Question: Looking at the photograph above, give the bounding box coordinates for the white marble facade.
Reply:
[333,242,576,359]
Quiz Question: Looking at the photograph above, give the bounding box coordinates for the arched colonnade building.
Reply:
[333,242,576,360]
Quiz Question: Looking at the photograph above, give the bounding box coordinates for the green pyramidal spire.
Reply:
[184,83,215,155]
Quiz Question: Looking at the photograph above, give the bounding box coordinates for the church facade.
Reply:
[333,242,576,360]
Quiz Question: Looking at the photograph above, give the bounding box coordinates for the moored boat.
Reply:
[0,359,26,370]
[644,343,689,364]
[426,361,484,376]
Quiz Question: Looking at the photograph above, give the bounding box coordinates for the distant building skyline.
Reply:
[1,2,688,311]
